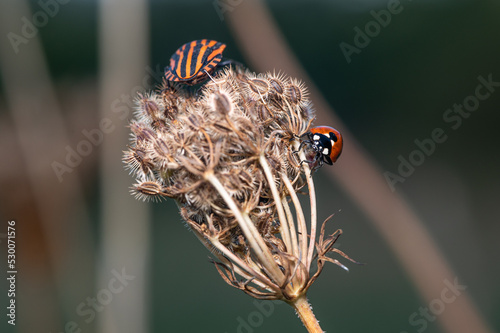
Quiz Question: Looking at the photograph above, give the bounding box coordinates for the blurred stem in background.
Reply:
[225,1,493,333]
[0,1,94,332]
[98,0,150,332]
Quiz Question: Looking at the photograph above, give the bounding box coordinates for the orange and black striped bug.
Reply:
[164,39,226,85]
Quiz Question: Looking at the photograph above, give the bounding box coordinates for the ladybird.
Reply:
[300,126,343,168]
[164,39,226,85]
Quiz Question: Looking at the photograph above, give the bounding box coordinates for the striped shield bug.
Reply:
[164,39,227,85]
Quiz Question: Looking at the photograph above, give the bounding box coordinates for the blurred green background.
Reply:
[0,0,499,332]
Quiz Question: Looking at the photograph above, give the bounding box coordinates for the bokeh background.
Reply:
[0,0,499,332]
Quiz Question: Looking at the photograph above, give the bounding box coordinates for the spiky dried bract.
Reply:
[123,68,356,302]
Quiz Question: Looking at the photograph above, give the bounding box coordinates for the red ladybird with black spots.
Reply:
[299,126,343,169]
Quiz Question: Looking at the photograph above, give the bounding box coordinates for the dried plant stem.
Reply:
[205,171,285,285]
[305,169,318,270]
[190,227,275,292]
[282,173,308,264]
[290,295,324,333]
[259,155,293,255]
[281,197,299,259]
[294,144,318,271]
[211,238,274,289]
[280,197,302,288]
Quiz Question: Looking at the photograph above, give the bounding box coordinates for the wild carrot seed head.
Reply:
[123,67,357,300]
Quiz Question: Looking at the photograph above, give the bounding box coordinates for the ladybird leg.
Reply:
[299,155,323,172]
[316,157,324,170]
[299,151,321,167]
[299,159,314,166]
[294,139,313,154]
[295,140,306,154]
[294,144,309,166]
[323,155,333,165]
[293,141,308,162]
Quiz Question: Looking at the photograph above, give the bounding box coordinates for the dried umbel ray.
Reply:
[123,67,360,332]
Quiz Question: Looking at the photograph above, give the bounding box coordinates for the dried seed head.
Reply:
[286,79,308,107]
[251,101,273,124]
[130,124,155,146]
[151,118,167,131]
[267,72,287,97]
[269,78,284,95]
[132,180,170,201]
[243,73,270,101]
[208,90,234,115]
[142,96,161,119]
[249,78,270,95]
[123,66,356,303]
[159,79,183,120]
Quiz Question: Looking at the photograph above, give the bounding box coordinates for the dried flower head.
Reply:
[123,66,359,332]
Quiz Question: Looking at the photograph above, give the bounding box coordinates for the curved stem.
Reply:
[281,196,299,259]
[292,140,318,271]
[209,238,281,294]
[259,155,293,255]
[304,165,317,271]
[282,172,308,266]
[206,172,285,285]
